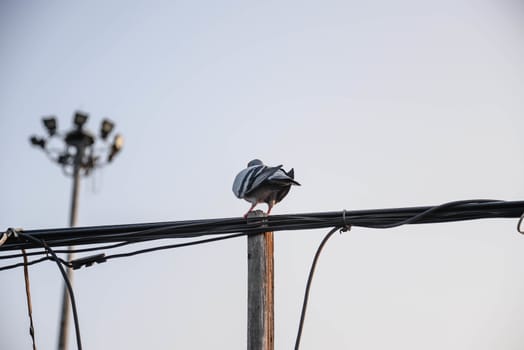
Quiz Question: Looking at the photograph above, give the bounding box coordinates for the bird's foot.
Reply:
[244,209,267,219]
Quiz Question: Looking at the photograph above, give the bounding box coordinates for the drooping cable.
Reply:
[0,234,247,271]
[103,232,246,262]
[0,256,69,272]
[15,231,82,350]
[0,242,132,262]
[294,200,501,349]
[294,227,339,350]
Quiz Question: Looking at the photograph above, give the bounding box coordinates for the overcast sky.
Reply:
[1,1,524,349]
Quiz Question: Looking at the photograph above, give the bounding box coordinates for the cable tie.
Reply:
[340,209,352,233]
[518,212,524,234]
[9,227,22,238]
[70,253,107,270]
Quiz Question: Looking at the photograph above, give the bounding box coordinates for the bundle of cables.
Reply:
[2,199,524,350]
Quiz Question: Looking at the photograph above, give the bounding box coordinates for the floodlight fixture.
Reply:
[100,119,115,140]
[73,111,88,129]
[42,117,57,136]
[30,136,46,149]
[108,134,124,162]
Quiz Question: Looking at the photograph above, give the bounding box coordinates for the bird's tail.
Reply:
[286,168,301,186]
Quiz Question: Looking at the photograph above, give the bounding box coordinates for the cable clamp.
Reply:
[70,253,107,270]
[518,212,524,234]
[340,209,352,233]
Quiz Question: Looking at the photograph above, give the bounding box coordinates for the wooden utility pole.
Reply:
[247,210,274,350]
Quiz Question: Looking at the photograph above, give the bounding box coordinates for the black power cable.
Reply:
[0,256,52,272]
[294,200,504,349]
[2,199,522,252]
[0,242,132,262]
[0,234,248,271]
[360,199,499,229]
[103,232,246,262]
[294,227,339,350]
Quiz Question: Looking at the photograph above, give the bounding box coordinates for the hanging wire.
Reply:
[0,256,53,272]
[0,242,131,261]
[517,212,524,234]
[15,231,82,350]
[293,199,517,349]
[294,226,340,350]
[103,232,246,261]
[22,249,37,350]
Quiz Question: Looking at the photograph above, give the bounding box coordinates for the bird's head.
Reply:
[247,159,264,167]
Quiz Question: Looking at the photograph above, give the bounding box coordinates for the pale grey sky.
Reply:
[1,1,524,349]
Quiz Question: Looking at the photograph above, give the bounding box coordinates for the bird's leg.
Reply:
[266,202,274,216]
[243,203,257,219]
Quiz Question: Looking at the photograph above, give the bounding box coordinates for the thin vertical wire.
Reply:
[22,249,37,350]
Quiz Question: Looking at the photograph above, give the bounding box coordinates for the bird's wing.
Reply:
[232,167,256,198]
[267,168,301,186]
[246,165,282,194]
[232,164,282,198]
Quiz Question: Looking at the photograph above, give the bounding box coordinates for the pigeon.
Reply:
[233,159,301,217]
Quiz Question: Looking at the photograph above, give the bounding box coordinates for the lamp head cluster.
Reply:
[30,111,123,176]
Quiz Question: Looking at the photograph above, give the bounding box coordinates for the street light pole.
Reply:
[57,151,81,350]
[70,154,81,228]
[30,111,124,350]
